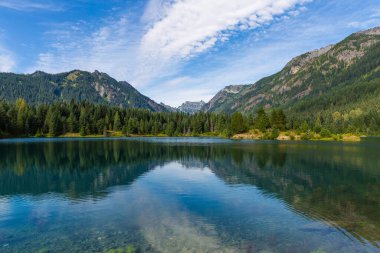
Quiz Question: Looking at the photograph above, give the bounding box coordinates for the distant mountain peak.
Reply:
[31,70,48,76]
[178,101,206,114]
[202,85,247,112]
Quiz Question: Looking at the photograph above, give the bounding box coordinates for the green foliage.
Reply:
[314,116,322,133]
[270,109,287,130]
[45,107,59,136]
[113,111,122,131]
[231,112,245,134]
[270,128,280,140]
[301,121,309,132]
[106,246,135,253]
[0,97,377,139]
[35,129,44,137]
[320,128,332,138]
[301,131,314,140]
[165,122,175,136]
[254,107,270,132]
[0,99,242,138]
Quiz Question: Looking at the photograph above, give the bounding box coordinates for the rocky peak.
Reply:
[178,101,206,114]
[223,85,246,94]
[356,26,380,36]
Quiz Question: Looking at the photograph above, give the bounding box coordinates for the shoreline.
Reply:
[232,131,363,142]
[0,132,366,142]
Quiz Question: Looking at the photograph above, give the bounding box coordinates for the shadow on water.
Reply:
[0,138,379,251]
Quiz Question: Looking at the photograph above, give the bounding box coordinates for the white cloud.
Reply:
[0,0,63,11]
[141,0,308,58]
[133,0,308,85]
[32,17,141,80]
[0,47,15,72]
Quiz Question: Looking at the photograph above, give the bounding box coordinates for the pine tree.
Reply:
[45,107,59,136]
[165,122,175,136]
[79,107,87,134]
[67,112,78,133]
[113,111,122,131]
[254,107,270,132]
[16,98,28,134]
[231,112,245,134]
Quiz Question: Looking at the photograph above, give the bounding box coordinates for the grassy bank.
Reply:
[56,131,223,138]
[233,129,362,142]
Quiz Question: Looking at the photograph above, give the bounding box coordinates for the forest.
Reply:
[0,98,379,139]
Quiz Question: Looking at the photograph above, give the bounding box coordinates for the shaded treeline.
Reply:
[1,98,379,139]
[0,99,246,137]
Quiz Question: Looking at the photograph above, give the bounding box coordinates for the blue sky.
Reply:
[0,0,379,106]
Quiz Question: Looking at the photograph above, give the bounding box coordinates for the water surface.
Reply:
[0,138,379,252]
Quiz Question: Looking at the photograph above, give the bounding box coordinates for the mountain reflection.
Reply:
[0,138,379,244]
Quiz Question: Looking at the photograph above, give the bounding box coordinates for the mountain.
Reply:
[160,103,178,112]
[159,101,206,114]
[203,27,380,117]
[0,70,167,112]
[178,101,206,114]
[202,85,247,112]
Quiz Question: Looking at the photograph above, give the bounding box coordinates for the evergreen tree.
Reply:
[231,112,245,134]
[301,121,309,132]
[67,112,78,133]
[113,111,122,131]
[254,108,270,132]
[45,107,59,136]
[16,98,28,134]
[271,109,287,131]
[165,122,175,136]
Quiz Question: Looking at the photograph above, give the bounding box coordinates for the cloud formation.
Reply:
[134,0,308,85]
[0,47,15,72]
[0,0,63,11]
[33,1,308,85]
[141,0,307,60]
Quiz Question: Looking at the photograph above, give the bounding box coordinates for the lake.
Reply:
[0,138,379,252]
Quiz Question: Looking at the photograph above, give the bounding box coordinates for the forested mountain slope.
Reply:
[203,27,380,120]
[0,70,167,112]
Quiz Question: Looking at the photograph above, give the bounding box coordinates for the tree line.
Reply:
[0,98,378,138]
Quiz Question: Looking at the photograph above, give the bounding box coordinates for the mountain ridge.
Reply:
[203,26,380,116]
[1,26,379,118]
[0,69,167,112]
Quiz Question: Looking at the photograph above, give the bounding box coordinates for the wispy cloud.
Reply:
[141,0,308,59]
[32,16,142,79]
[133,0,309,85]
[0,0,63,11]
[0,47,15,72]
[347,8,380,29]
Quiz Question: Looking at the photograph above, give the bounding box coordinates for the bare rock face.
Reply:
[178,101,206,114]
[357,26,380,36]
[287,45,334,74]
[202,85,247,112]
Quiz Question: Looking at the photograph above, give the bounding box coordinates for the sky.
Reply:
[0,0,379,106]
